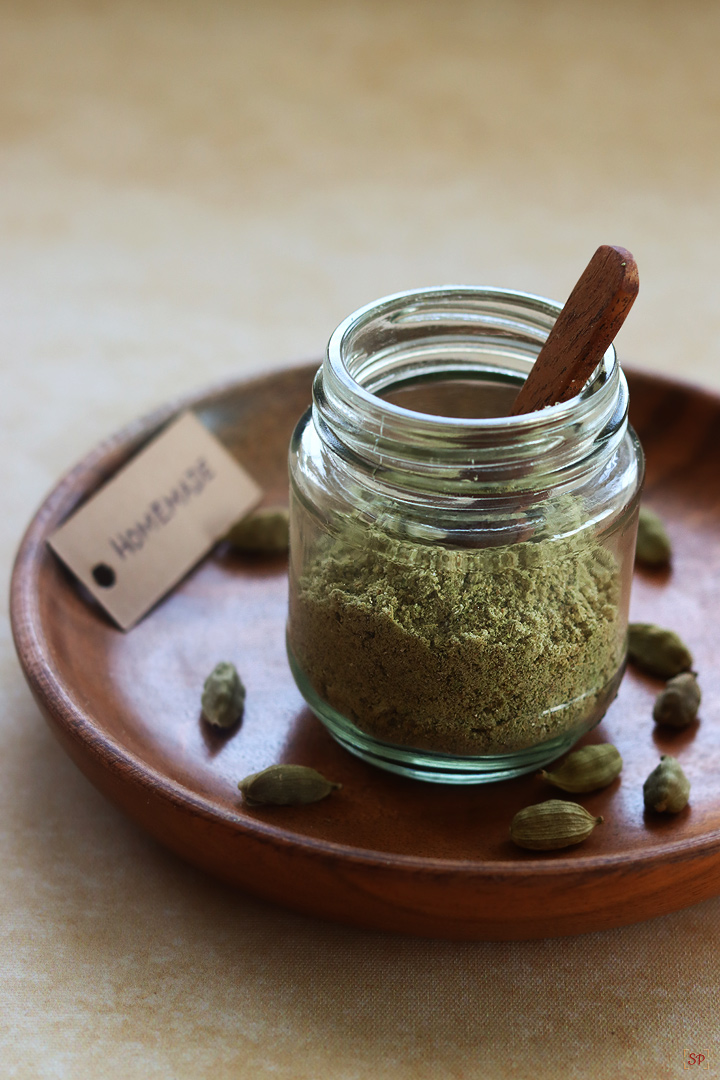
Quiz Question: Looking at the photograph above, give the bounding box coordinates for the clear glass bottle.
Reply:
[287,286,644,783]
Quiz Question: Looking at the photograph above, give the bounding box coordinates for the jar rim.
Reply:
[316,285,628,496]
[325,285,619,436]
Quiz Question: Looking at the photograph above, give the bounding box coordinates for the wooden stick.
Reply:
[510,245,639,416]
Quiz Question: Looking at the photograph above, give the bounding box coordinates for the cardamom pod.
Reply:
[238,764,341,806]
[643,755,690,813]
[201,661,245,728]
[653,672,701,729]
[539,744,622,793]
[635,506,672,567]
[226,506,289,553]
[627,622,693,678]
[509,800,603,851]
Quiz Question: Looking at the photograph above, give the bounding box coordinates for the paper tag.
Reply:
[48,412,262,629]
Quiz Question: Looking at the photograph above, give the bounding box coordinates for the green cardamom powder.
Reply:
[290,515,624,756]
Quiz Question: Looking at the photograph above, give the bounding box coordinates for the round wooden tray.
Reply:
[10,363,720,940]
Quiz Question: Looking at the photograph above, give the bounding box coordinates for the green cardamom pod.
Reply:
[652,672,701,728]
[539,744,622,793]
[226,506,289,553]
[627,622,693,678]
[201,661,245,728]
[643,755,690,813]
[635,506,672,567]
[509,800,603,851]
[238,764,341,807]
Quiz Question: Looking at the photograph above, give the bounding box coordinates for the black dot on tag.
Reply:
[92,563,116,588]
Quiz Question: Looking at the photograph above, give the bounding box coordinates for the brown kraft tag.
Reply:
[48,411,262,629]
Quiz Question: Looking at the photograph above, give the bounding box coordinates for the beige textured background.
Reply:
[3,1,720,1077]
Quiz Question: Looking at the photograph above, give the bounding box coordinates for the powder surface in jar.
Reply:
[289,512,624,755]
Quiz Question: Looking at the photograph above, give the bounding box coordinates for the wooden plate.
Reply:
[10,363,720,940]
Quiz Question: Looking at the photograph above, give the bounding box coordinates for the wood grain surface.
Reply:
[10,362,720,940]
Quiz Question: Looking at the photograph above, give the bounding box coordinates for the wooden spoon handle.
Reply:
[510,245,639,416]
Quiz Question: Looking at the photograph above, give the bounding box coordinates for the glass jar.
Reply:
[287,286,644,783]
